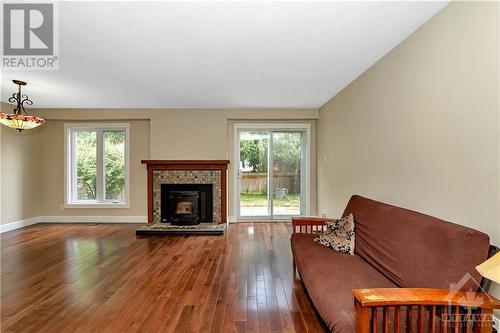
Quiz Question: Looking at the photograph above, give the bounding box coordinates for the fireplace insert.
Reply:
[161,184,213,225]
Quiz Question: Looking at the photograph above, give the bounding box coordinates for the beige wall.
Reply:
[317,1,500,246]
[36,108,318,158]
[34,108,319,218]
[0,103,42,224]
[38,119,150,217]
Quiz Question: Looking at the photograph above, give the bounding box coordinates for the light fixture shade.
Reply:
[1,79,45,132]
[0,113,45,131]
[476,252,500,284]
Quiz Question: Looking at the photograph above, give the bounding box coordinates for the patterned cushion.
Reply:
[314,213,355,255]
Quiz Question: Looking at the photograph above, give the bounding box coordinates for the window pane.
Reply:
[104,130,126,201]
[239,131,269,217]
[272,132,303,216]
[75,131,97,200]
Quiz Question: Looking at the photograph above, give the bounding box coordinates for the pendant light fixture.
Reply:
[0,80,45,132]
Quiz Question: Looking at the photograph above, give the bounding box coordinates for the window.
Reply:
[233,122,311,220]
[65,123,129,207]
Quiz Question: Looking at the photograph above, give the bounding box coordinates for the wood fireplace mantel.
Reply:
[141,160,230,170]
[141,160,230,224]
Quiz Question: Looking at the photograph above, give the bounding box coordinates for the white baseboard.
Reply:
[1,216,147,233]
[40,216,148,223]
[1,216,41,233]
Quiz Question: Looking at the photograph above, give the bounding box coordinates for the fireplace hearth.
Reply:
[161,184,213,225]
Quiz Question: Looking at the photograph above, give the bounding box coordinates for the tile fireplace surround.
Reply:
[141,160,230,224]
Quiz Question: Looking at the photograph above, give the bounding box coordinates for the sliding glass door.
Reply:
[236,125,309,220]
[271,131,305,217]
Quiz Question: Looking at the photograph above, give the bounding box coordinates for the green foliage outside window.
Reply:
[104,131,125,200]
[272,132,302,172]
[239,132,302,173]
[240,138,268,172]
[76,131,97,200]
[75,130,125,201]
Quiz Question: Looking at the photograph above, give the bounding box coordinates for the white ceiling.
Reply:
[1,1,448,109]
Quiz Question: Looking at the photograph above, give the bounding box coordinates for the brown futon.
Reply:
[291,195,499,333]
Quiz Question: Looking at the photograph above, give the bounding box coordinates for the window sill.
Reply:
[64,203,130,209]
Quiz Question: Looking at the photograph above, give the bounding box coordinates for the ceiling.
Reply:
[1,1,448,109]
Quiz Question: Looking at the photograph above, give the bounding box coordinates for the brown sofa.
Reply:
[291,195,497,332]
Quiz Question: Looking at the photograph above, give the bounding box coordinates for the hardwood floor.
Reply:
[1,223,328,333]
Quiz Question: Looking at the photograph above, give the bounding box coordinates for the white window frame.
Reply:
[233,122,311,221]
[64,123,130,208]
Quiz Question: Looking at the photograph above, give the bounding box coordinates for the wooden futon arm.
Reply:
[353,288,500,308]
[352,288,500,333]
[291,216,336,234]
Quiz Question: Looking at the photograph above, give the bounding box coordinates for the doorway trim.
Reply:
[233,122,311,221]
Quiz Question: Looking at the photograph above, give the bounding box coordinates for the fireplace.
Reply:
[161,184,213,225]
[142,160,229,224]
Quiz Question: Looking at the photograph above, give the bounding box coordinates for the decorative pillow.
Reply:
[314,213,355,255]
